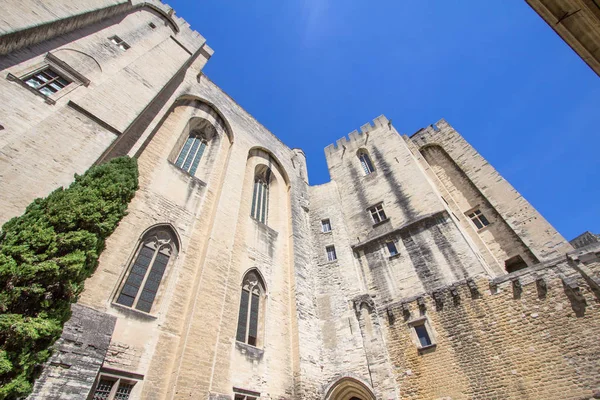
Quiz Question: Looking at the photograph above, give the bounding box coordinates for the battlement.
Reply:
[325,114,390,155]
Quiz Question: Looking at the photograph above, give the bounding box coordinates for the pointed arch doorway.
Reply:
[324,377,377,400]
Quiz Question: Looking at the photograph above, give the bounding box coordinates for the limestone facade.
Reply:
[0,2,598,399]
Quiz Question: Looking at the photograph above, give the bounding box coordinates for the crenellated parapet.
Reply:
[325,114,390,156]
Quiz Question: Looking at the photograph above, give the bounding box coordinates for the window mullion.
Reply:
[132,247,159,309]
[245,285,254,343]
[262,182,268,223]
[255,182,263,221]
[181,138,195,168]
[39,75,59,90]
[108,377,120,400]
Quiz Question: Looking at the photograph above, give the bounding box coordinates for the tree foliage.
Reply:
[0,157,138,399]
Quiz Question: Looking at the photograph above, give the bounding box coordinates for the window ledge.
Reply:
[251,217,279,236]
[111,302,158,321]
[321,230,333,234]
[363,170,378,179]
[322,259,338,266]
[7,73,56,105]
[476,223,493,233]
[418,343,437,352]
[372,218,391,228]
[388,253,401,260]
[235,341,264,360]
[167,161,207,186]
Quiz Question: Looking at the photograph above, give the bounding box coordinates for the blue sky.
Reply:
[167,1,599,241]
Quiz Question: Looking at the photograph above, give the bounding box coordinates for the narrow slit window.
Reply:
[326,245,337,262]
[321,219,332,233]
[115,227,178,313]
[23,67,71,97]
[368,204,387,224]
[386,241,398,256]
[358,151,375,175]
[467,209,490,230]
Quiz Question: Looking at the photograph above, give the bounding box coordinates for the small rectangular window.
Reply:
[23,67,71,97]
[368,204,387,224]
[467,209,490,230]
[92,373,138,400]
[321,219,332,233]
[326,245,337,262]
[109,35,130,50]
[234,388,260,400]
[386,241,398,256]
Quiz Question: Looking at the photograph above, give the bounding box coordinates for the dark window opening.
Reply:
[414,324,432,347]
[369,204,387,224]
[467,209,490,230]
[321,218,332,232]
[505,255,528,273]
[358,151,375,175]
[326,245,337,261]
[386,241,398,256]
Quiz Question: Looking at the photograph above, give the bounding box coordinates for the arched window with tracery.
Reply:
[174,129,209,175]
[250,166,272,224]
[236,270,266,347]
[357,150,375,175]
[115,226,179,313]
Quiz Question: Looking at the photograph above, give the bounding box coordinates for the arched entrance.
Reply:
[324,377,376,400]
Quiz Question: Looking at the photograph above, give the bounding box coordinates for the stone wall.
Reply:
[0,0,207,226]
[28,304,116,400]
[410,121,573,265]
[382,258,600,400]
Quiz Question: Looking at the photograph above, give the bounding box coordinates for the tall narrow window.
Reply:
[175,130,208,176]
[368,204,387,224]
[250,167,271,224]
[358,150,375,175]
[386,241,398,256]
[467,209,490,230]
[115,226,178,313]
[326,245,337,262]
[236,271,265,347]
[321,219,332,233]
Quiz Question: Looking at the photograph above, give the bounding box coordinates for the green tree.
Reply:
[0,157,139,399]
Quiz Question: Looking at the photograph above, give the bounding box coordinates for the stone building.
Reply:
[0,1,599,399]
[526,0,600,76]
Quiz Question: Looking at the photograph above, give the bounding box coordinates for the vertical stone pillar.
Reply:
[28,304,116,400]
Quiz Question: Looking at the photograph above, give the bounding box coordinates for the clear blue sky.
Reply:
[167,1,599,241]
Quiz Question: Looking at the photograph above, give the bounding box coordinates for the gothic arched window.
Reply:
[115,226,179,313]
[236,270,266,347]
[175,129,208,176]
[358,150,375,175]
[250,166,272,224]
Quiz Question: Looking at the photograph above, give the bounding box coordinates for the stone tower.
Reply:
[0,1,599,399]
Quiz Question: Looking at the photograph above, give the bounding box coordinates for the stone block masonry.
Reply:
[0,1,598,399]
[28,304,117,400]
